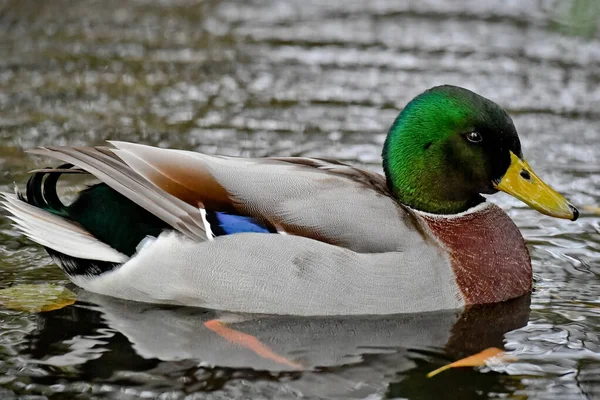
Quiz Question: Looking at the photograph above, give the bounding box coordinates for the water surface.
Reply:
[0,0,599,398]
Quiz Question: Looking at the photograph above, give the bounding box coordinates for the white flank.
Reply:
[1,193,128,263]
[72,231,463,315]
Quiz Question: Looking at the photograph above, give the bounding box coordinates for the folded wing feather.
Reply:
[27,146,208,241]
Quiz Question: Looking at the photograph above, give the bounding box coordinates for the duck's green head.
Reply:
[383,85,578,220]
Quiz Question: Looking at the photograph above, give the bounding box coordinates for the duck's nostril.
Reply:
[520,169,531,181]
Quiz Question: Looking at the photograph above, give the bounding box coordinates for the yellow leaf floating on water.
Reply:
[0,284,76,313]
[583,205,600,215]
[427,347,517,378]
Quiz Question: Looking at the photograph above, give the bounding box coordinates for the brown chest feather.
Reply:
[420,204,532,305]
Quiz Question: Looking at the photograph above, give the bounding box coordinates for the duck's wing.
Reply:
[109,141,426,253]
[31,142,423,253]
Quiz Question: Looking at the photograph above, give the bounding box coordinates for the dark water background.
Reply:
[0,0,599,398]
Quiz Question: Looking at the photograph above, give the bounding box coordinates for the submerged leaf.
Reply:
[427,347,516,378]
[0,284,76,313]
[204,320,302,370]
[568,299,600,308]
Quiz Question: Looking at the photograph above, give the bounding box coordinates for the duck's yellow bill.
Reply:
[494,152,578,221]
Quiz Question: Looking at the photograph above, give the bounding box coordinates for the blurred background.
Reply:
[0,0,599,399]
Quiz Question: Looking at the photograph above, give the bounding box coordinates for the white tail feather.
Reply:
[1,193,128,263]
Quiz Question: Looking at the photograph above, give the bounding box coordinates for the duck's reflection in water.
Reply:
[27,292,531,398]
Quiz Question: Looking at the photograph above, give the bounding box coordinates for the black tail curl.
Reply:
[21,163,121,277]
[24,163,78,216]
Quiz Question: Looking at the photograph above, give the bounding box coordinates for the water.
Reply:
[0,0,599,398]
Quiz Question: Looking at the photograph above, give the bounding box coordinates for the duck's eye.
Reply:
[465,131,482,143]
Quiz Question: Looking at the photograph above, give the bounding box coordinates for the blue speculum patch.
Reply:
[206,211,274,236]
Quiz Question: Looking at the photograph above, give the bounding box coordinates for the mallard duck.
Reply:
[1,85,578,315]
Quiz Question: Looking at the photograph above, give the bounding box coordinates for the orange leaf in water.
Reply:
[427,347,516,378]
[204,320,302,370]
